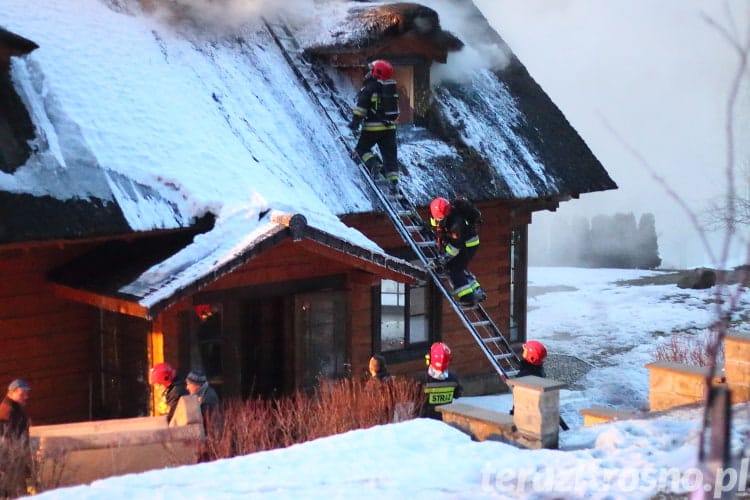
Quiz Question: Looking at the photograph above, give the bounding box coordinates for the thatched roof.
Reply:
[297,2,463,60]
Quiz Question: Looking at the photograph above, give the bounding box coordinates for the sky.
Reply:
[474,0,750,269]
[31,266,750,500]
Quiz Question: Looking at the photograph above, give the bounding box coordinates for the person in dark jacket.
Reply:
[429,196,486,306]
[509,341,547,418]
[0,379,32,497]
[0,379,30,442]
[516,340,547,378]
[366,354,392,388]
[149,362,189,423]
[185,370,220,423]
[348,59,400,192]
[509,340,567,430]
[419,342,462,420]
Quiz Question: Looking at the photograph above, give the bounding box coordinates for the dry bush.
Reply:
[203,376,424,461]
[0,436,33,499]
[200,400,278,460]
[655,332,724,367]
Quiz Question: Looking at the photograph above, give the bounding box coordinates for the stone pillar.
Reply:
[725,332,750,403]
[506,376,566,449]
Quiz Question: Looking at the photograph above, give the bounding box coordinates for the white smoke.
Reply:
[417,0,512,85]
[146,0,320,32]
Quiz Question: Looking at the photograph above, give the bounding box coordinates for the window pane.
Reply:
[409,315,428,344]
[378,272,430,352]
[381,280,405,306]
[381,309,405,351]
[409,286,426,315]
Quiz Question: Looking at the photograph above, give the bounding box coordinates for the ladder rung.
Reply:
[482,335,507,343]
[494,353,516,361]
[415,241,436,247]
[472,321,492,328]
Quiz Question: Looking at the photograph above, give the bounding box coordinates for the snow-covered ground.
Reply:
[33,267,750,500]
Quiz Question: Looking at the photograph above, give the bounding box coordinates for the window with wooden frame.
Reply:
[372,254,439,361]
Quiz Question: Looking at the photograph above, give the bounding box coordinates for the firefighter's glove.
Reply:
[430,256,447,276]
[348,116,362,132]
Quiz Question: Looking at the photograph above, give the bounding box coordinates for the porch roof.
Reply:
[49,211,424,320]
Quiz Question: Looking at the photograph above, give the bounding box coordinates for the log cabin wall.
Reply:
[0,244,101,424]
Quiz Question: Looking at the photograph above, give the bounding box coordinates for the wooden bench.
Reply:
[436,402,515,443]
[579,405,639,426]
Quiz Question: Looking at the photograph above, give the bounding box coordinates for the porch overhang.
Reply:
[49,211,424,320]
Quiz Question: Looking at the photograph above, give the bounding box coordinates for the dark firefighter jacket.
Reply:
[352,76,398,131]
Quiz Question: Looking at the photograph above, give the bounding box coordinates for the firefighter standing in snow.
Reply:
[420,342,461,420]
[509,340,569,430]
[149,362,189,424]
[429,196,486,306]
[348,59,400,191]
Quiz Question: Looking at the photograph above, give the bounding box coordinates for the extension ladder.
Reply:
[263,18,520,380]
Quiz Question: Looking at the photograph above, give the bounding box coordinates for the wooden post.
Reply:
[148,320,165,416]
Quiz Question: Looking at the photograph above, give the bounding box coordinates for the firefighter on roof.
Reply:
[348,59,400,192]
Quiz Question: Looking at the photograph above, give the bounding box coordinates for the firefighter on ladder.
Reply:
[348,59,400,193]
[428,196,486,306]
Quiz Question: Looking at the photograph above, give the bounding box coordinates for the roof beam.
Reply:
[50,283,149,319]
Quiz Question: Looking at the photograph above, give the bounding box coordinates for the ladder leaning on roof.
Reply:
[263,18,520,380]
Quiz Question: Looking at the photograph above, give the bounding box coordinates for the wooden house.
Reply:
[0,1,616,425]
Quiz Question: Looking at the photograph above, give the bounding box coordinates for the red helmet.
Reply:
[369,59,393,80]
[149,362,176,386]
[429,342,452,372]
[522,340,547,366]
[429,197,451,220]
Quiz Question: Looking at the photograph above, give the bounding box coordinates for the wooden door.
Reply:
[294,291,347,390]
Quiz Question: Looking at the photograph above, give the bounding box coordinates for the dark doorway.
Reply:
[241,297,288,398]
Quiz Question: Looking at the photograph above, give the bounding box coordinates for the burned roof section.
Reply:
[299,2,463,62]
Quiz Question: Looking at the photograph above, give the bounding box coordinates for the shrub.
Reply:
[0,434,33,499]
[202,377,424,461]
[654,332,724,367]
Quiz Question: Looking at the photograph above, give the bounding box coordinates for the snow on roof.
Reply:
[0,0,614,308]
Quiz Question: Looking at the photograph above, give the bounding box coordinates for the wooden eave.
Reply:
[50,282,148,318]
[310,33,448,65]
[50,213,423,320]
[299,226,423,283]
